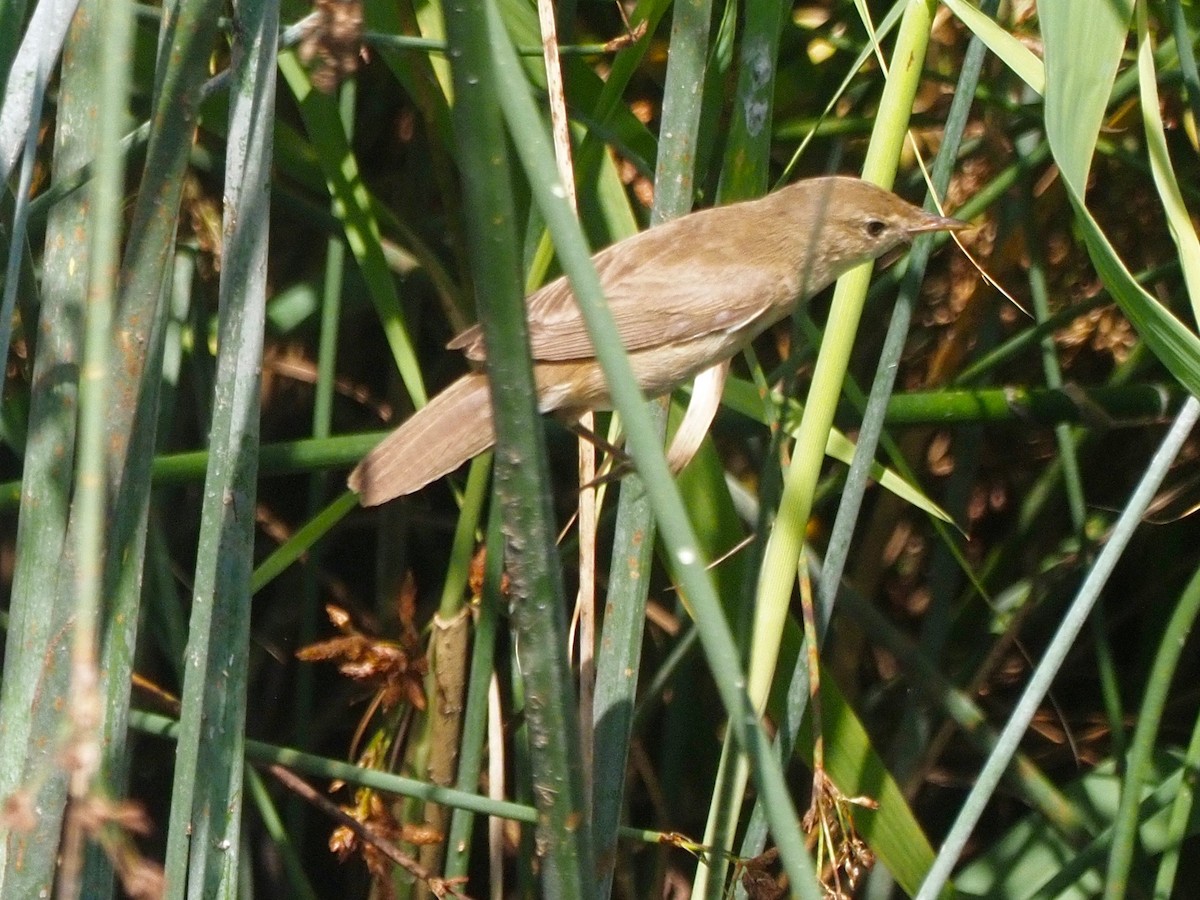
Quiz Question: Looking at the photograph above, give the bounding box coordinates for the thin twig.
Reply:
[265,764,472,899]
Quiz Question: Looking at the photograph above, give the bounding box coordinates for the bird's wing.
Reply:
[451,223,793,363]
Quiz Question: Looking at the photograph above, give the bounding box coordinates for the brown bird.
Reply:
[349,176,964,505]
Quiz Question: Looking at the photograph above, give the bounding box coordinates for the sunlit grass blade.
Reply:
[940,0,1044,95]
[1134,0,1200,327]
[701,4,942,894]
[1043,0,1200,397]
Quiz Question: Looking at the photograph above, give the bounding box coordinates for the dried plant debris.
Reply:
[802,768,877,898]
[298,0,364,94]
[296,575,428,714]
[329,790,444,898]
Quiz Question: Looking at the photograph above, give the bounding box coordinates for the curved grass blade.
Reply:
[1043,0,1200,397]
[1134,0,1200,327]
[939,0,1043,95]
[1105,558,1200,897]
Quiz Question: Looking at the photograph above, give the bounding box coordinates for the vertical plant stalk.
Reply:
[592,0,711,892]
[77,0,224,893]
[0,3,95,893]
[731,11,990,889]
[417,607,470,889]
[442,462,501,882]
[415,443,488,882]
[483,0,819,892]
[756,0,935,723]
[535,0,596,807]
[416,450,488,893]
[700,2,940,894]
[60,0,136,894]
[443,1,596,895]
[162,0,277,893]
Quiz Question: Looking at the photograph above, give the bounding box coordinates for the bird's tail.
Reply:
[349,373,495,505]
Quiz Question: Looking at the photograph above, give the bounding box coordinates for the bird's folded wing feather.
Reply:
[449,223,792,363]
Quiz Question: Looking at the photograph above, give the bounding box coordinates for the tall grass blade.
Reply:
[162,0,277,893]
[69,0,136,893]
[702,0,942,893]
[484,0,820,891]
[0,3,93,891]
[914,396,1200,898]
[1043,0,1200,396]
[445,1,596,893]
[591,0,713,889]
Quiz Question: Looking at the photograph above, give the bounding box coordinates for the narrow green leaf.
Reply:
[1135,0,1200,327]
[720,378,954,524]
[277,51,428,408]
[940,0,1044,95]
[164,1,277,893]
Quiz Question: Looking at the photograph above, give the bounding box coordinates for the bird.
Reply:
[349,176,965,505]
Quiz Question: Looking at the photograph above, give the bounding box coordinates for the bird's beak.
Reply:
[909,213,970,235]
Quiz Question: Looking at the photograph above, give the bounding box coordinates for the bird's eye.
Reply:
[865,219,887,238]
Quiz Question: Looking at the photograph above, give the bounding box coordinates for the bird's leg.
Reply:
[565,417,630,463]
[569,359,730,492]
[565,418,635,494]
